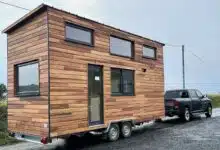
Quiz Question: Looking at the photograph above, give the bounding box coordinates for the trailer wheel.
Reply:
[121,122,132,138]
[107,124,120,142]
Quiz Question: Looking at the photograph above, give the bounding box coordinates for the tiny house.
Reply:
[3,4,165,143]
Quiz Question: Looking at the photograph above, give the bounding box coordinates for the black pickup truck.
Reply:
[164,89,212,121]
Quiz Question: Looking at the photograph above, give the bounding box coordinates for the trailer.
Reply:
[3,4,165,144]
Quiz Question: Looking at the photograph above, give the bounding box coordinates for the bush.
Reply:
[0,100,19,145]
[208,94,220,108]
[0,84,7,99]
[0,101,7,121]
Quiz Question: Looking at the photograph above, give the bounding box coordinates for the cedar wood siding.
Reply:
[48,8,164,137]
[7,11,49,137]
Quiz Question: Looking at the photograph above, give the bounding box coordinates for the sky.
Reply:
[0,0,220,93]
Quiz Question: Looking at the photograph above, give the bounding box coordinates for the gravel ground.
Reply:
[1,108,220,150]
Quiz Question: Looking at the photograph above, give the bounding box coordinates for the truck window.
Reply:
[196,90,203,98]
[165,90,189,99]
[189,90,198,98]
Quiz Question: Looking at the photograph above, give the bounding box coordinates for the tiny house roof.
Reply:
[2,3,165,46]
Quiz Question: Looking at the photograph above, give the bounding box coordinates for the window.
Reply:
[110,36,133,58]
[196,90,203,98]
[165,90,189,99]
[189,90,198,98]
[143,46,156,59]
[15,61,39,97]
[65,23,93,46]
[111,68,134,96]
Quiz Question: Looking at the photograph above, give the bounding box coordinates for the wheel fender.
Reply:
[104,120,134,133]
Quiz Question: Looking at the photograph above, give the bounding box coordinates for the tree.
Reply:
[0,84,7,99]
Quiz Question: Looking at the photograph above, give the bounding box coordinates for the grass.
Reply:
[0,100,19,146]
[0,100,6,107]
[208,94,220,108]
[0,125,18,145]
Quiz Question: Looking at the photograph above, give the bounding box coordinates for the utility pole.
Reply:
[182,45,185,89]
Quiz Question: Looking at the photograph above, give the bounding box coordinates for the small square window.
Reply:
[143,46,156,59]
[111,68,134,96]
[65,23,93,46]
[15,61,40,97]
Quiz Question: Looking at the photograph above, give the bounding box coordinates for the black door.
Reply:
[196,90,206,111]
[88,64,104,126]
[189,90,202,112]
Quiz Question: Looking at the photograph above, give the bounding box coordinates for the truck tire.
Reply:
[107,124,120,142]
[181,107,191,122]
[205,104,212,118]
[121,122,132,138]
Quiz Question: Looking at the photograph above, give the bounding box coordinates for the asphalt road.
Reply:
[1,109,220,150]
[60,115,220,150]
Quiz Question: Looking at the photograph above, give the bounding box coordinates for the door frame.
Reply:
[88,64,104,126]
[190,90,202,112]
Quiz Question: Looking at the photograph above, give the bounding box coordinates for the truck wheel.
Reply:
[205,104,212,118]
[107,124,120,142]
[181,107,191,122]
[121,122,132,138]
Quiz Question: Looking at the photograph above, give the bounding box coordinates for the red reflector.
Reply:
[41,137,48,144]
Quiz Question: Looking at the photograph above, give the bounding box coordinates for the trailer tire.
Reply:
[107,124,120,142]
[121,122,132,138]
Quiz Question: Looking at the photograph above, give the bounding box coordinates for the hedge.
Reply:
[0,101,7,121]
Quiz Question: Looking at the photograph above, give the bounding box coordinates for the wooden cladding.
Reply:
[47,7,165,137]
[6,5,165,139]
[7,11,49,137]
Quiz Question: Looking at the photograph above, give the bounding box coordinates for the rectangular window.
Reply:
[165,90,189,99]
[111,68,134,96]
[15,61,40,97]
[189,90,198,98]
[143,46,156,59]
[65,23,93,46]
[110,36,133,58]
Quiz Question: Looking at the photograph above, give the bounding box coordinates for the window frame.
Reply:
[110,35,134,59]
[196,90,203,98]
[15,60,40,97]
[189,90,199,99]
[65,22,94,47]
[111,68,135,96]
[142,45,157,60]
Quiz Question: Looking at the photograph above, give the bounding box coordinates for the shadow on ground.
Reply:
[52,116,203,150]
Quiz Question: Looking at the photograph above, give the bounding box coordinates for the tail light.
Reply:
[174,100,179,109]
[41,137,48,144]
[166,99,179,109]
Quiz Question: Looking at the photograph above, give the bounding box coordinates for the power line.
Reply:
[166,83,220,85]
[187,49,204,63]
[0,0,30,11]
[165,42,205,63]
[0,1,205,65]
[164,43,182,47]
[0,1,206,64]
